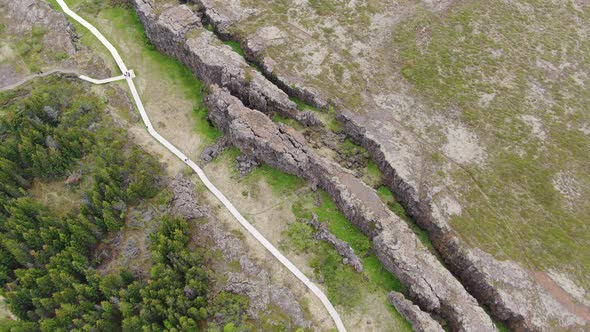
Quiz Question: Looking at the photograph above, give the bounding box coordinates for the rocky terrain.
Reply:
[388,291,444,332]
[204,85,495,331]
[173,175,312,329]
[0,1,318,329]
[127,0,590,330]
[303,213,363,273]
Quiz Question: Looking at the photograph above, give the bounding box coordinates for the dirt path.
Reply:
[531,271,590,322]
[0,68,80,91]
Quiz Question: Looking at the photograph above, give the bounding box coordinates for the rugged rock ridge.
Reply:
[192,0,331,110]
[131,0,320,126]
[204,86,496,332]
[129,1,589,330]
[388,291,445,332]
[187,3,589,330]
[340,111,589,331]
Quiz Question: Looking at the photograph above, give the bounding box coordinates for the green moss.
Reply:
[194,103,222,142]
[247,164,306,195]
[223,40,246,57]
[289,96,319,112]
[286,222,315,252]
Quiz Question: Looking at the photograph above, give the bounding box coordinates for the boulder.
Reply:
[170,174,203,220]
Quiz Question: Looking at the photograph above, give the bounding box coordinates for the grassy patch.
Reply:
[28,179,81,217]
[223,40,246,57]
[291,189,407,294]
[11,24,47,72]
[289,96,319,112]
[393,0,590,284]
[241,163,409,328]
[271,113,303,130]
[55,0,221,145]
[247,164,306,195]
[362,159,383,187]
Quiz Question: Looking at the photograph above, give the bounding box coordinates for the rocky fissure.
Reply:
[183,3,590,330]
[129,1,589,331]
[204,85,496,331]
[132,0,321,127]
[388,291,444,332]
[340,112,588,331]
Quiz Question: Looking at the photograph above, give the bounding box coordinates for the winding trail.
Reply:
[0,68,78,91]
[54,1,347,331]
[0,69,127,92]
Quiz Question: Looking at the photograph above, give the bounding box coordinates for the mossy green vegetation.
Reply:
[393,0,590,286]
[11,25,46,73]
[247,164,306,195]
[289,96,319,112]
[223,40,246,57]
[294,190,405,294]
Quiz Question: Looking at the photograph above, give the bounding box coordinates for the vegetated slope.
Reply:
[211,0,590,285]
[180,0,589,329]
[0,79,295,331]
[393,0,589,284]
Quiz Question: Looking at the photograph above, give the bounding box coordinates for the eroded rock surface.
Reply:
[170,175,204,220]
[129,1,590,330]
[205,86,496,331]
[131,0,306,123]
[234,154,260,176]
[342,110,589,331]
[197,212,311,329]
[200,136,231,162]
[1,0,76,87]
[388,291,444,332]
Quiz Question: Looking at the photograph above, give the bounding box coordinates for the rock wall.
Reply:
[204,86,496,331]
[193,0,331,110]
[339,111,588,331]
[131,0,322,126]
[190,3,590,330]
[388,291,444,332]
